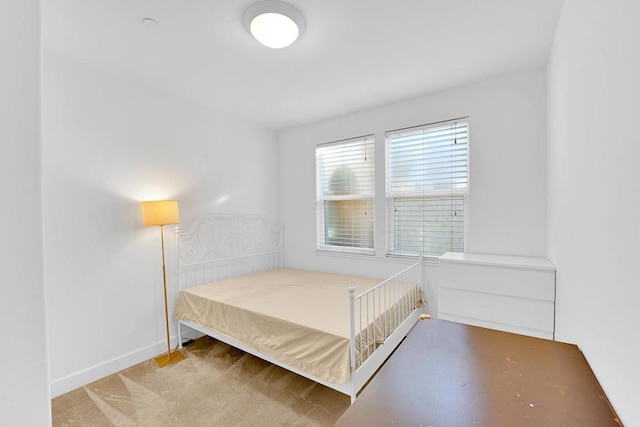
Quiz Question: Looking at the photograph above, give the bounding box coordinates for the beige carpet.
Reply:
[52,337,350,426]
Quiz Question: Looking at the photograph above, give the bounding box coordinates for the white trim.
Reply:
[385,118,469,257]
[316,136,376,255]
[385,116,470,137]
[50,337,176,398]
[317,134,375,148]
[320,194,375,201]
[385,253,440,264]
[315,249,435,266]
[316,246,375,256]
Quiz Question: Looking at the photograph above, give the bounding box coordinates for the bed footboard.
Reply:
[348,260,424,401]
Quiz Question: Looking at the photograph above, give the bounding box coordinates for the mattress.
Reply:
[173,268,421,384]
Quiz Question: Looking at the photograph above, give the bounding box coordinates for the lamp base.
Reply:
[154,350,185,368]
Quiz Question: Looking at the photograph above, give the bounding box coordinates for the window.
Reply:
[386,119,468,256]
[316,135,375,255]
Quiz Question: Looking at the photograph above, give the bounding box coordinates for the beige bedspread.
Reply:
[173,268,419,384]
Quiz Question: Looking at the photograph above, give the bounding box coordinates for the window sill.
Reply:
[315,249,376,259]
[314,250,441,266]
[385,253,440,266]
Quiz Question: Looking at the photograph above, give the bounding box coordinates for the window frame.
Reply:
[315,134,376,256]
[385,118,470,258]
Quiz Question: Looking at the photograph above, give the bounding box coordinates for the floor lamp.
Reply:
[141,200,185,368]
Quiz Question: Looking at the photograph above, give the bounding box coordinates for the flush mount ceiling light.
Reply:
[243,1,305,49]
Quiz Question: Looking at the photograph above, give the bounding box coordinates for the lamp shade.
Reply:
[141,200,180,226]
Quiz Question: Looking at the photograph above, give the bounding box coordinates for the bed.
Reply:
[172,213,424,402]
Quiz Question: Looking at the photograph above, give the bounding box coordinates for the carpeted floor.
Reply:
[52,337,350,426]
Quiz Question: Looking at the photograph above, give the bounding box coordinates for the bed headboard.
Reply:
[176,213,282,289]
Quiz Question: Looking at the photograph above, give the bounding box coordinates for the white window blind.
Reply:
[316,135,375,255]
[386,119,468,256]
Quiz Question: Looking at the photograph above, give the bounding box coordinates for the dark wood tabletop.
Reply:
[336,319,621,427]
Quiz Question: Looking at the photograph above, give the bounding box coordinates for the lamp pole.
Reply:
[141,200,184,368]
[160,224,171,360]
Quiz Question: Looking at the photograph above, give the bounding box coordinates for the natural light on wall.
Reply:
[243,1,305,49]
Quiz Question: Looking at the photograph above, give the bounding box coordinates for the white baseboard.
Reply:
[50,336,177,398]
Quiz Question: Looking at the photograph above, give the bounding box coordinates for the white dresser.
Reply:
[437,252,556,339]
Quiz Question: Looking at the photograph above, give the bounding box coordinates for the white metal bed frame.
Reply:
[174,213,423,402]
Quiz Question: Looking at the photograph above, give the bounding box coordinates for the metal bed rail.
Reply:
[349,260,423,372]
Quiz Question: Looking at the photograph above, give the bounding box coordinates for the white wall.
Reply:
[0,1,51,425]
[42,52,279,396]
[547,0,640,424]
[278,69,547,300]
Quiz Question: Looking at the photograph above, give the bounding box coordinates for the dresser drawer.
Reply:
[437,252,556,339]
[439,263,555,301]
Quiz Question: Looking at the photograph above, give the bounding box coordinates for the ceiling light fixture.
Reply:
[243,1,305,49]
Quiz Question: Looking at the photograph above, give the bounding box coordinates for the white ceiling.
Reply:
[43,0,563,130]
